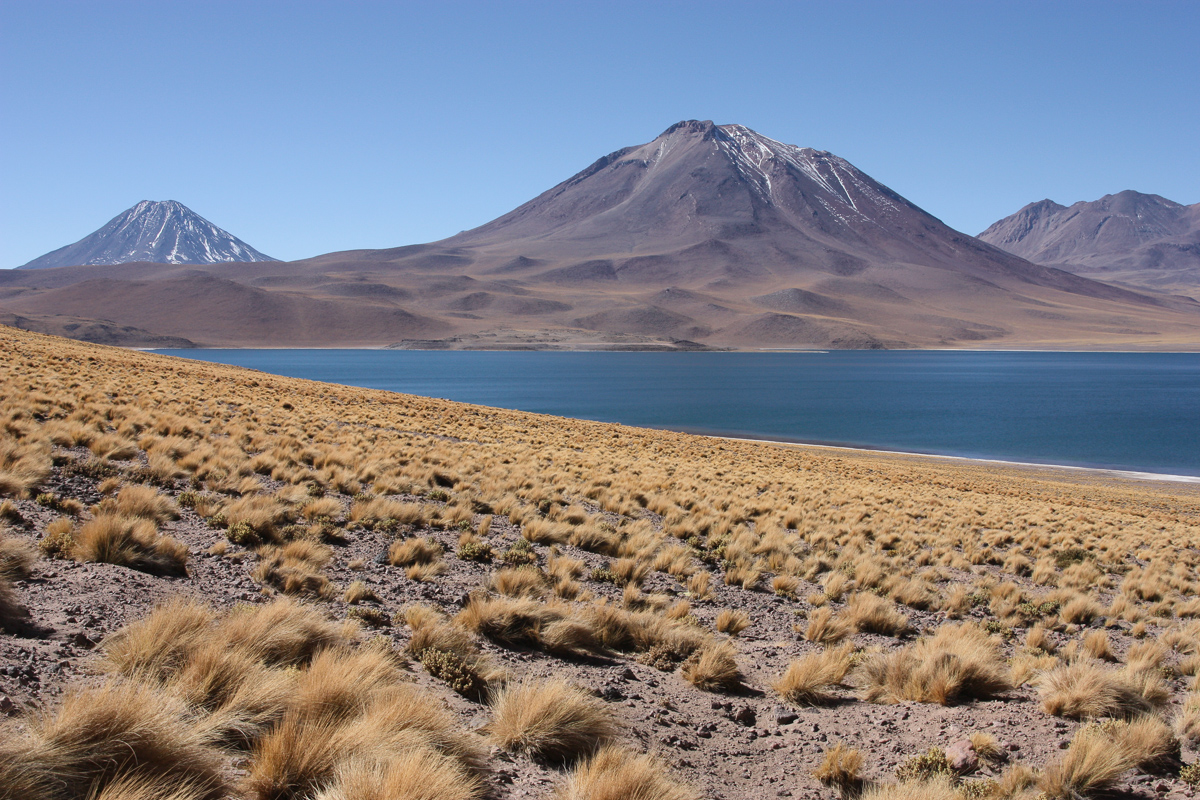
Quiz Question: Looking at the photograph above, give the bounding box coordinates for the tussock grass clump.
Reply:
[388,537,443,567]
[309,751,484,800]
[715,608,750,635]
[489,678,617,764]
[680,640,743,692]
[554,745,699,800]
[856,623,1010,705]
[403,604,493,699]
[73,512,189,575]
[217,597,356,667]
[859,777,961,800]
[492,566,548,598]
[1038,660,1168,719]
[108,483,180,523]
[253,540,333,597]
[814,742,865,798]
[0,681,228,800]
[775,643,854,706]
[456,594,603,658]
[349,496,426,529]
[101,596,216,680]
[0,435,52,498]
[1039,722,1143,799]
[806,606,851,645]
[222,494,294,544]
[0,532,37,580]
[344,580,380,604]
[842,592,911,637]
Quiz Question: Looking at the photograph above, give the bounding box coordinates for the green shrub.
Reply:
[418,647,486,700]
[896,747,954,783]
[457,540,493,563]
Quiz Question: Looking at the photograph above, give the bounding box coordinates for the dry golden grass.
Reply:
[489,678,618,764]
[310,751,484,800]
[554,745,698,800]
[72,512,188,575]
[253,540,333,597]
[806,606,851,645]
[841,592,911,636]
[680,640,743,692]
[6,326,1200,799]
[775,643,854,706]
[715,608,750,635]
[814,742,865,797]
[388,536,443,567]
[0,681,228,800]
[0,434,52,498]
[107,483,180,523]
[0,531,37,580]
[1038,660,1168,719]
[856,623,1010,705]
[1039,721,1147,799]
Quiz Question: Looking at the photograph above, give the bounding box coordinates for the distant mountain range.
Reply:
[979,191,1200,295]
[17,200,277,270]
[3,123,1199,349]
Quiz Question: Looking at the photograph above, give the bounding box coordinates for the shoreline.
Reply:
[143,345,1200,354]
[145,347,1200,484]
[709,433,1200,484]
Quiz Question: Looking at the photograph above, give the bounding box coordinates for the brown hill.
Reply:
[979,191,1200,296]
[3,123,1200,348]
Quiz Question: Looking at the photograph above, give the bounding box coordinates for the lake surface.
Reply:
[154,350,1200,477]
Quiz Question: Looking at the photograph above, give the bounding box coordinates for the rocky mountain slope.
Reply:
[3,125,1199,348]
[17,200,277,270]
[979,192,1200,295]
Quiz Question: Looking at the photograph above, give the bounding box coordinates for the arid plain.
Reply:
[3,324,1200,800]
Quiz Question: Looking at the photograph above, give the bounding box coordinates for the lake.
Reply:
[154,350,1200,477]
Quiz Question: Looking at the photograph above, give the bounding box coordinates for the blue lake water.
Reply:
[154,350,1200,477]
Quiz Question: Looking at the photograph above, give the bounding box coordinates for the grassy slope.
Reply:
[2,323,1200,800]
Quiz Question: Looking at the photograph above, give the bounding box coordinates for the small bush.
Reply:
[457,539,492,563]
[895,747,954,783]
[419,648,487,701]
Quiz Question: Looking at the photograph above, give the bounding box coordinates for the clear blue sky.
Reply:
[2,0,1197,267]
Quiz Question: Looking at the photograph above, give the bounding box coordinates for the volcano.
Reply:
[17,200,277,270]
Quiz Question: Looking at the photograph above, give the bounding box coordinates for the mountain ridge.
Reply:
[4,123,1200,349]
[979,191,1200,294]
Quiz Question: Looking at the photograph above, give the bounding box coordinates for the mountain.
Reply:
[17,200,278,269]
[978,191,1200,295]
[3,123,1199,349]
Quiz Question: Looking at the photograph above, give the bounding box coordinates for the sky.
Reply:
[1,0,1197,267]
